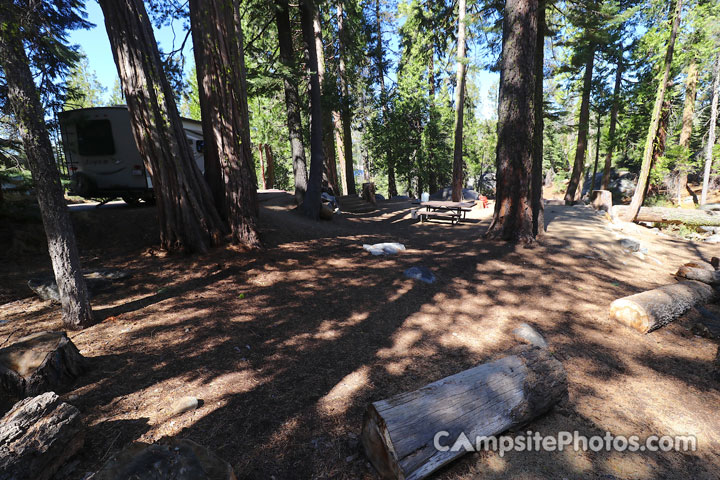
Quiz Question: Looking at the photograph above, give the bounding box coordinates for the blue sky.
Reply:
[68,2,194,97]
[69,2,499,119]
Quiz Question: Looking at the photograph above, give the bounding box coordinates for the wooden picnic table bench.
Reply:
[422,200,475,218]
[411,200,476,224]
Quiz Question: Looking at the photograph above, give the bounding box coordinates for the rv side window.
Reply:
[77,119,115,156]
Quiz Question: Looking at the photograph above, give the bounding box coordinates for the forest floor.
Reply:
[1,191,719,479]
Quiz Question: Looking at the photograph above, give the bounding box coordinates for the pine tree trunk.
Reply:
[601,60,623,190]
[99,0,225,253]
[590,115,601,192]
[311,6,340,196]
[188,0,260,248]
[625,0,682,220]
[486,0,538,243]
[275,0,309,203]
[333,111,348,195]
[428,53,438,195]
[265,144,276,188]
[451,0,468,202]
[300,0,326,218]
[0,22,93,330]
[564,43,596,204]
[701,52,720,205]
[531,0,545,236]
[676,59,698,204]
[374,0,396,198]
[337,1,356,196]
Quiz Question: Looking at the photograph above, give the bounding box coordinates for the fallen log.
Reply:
[94,438,236,480]
[610,280,718,333]
[361,346,567,480]
[612,205,720,226]
[0,332,86,409]
[675,266,720,285]
[0,392,84,480]
[681,260,716,271]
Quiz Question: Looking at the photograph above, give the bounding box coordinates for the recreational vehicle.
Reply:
[58,106,205,205]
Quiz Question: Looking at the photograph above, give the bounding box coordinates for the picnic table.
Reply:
[416,200,476,224]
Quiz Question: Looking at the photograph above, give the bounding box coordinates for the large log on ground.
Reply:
[94,438,236,480]
[0,332,86,410]
[361,347,567,480]
[675,266,720,285]
[612,205,720,226]
[0,392,84,480]
[610,280,718,333]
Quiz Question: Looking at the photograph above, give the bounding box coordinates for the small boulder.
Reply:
[403,266,436,284]
[618,238,641,252]
[28,269,130,303]
[93,439,236,480]
[169,396,200,416]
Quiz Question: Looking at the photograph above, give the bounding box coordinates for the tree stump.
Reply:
[0,332,86,410]
[361,346,567,480]
[590,189,612,213]
[0,392,85,480]
[609,280,718,333]
[362,182,377,206]
[93,438,236,480]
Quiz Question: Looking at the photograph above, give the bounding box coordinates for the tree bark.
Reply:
[612,205,720,226]
[625,0,682,220]
[0,392,84,480]
[374,0,396,198]
[601,60,624,190]
[701,52,720,205]
[675,58,698,204]
[264,144,275,188]
[451,0,468,202]
[610,280,716,333]
[564,43,596,204]
[312,6,341,196]
[675,266,720,285]
[0,22,93,330]
[258,144,267,189]
[590,115,601,192]
[486,0,538,242]
[189,0,261,248]
[361,346,567,480]
[99,0,225,253]
[275,0,309,203]
[337,1,356,196]
[679,59,699,149]
[532,0,545,236]
[300,0,326,218]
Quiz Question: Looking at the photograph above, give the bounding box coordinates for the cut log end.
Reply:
[361,405,403,480]
[610,280,717,333]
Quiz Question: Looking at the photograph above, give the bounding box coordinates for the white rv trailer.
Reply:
[58,106,205,205]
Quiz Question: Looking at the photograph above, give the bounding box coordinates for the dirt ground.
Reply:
[1,192,719,480]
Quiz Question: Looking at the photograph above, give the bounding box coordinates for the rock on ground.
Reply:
[93,438,236,480]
